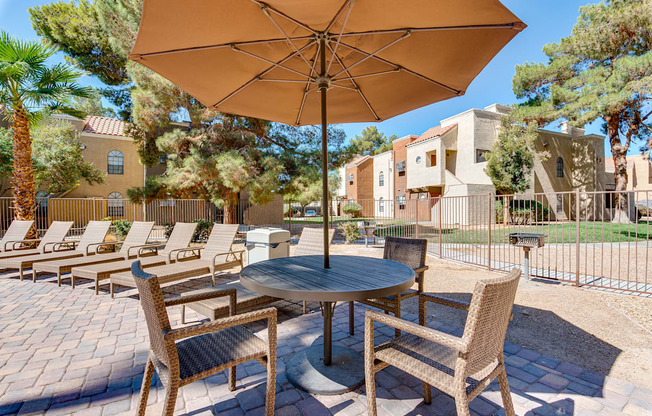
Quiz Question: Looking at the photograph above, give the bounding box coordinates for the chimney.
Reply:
[561,121,585,137]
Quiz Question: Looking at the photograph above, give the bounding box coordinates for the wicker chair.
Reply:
[364,268,521,416]
[131,261,277,416]
[294,227,335,313]
[349,236,429,337]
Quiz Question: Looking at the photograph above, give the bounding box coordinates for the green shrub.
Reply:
[342,202,363,218]
[192,219,213,242]
[508,199,551,223]
[164,223,174,239]
[112,219,132,239]
[338,222,361,243]
[165,220,214,241]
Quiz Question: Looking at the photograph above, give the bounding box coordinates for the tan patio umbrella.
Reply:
[129,0,525,268]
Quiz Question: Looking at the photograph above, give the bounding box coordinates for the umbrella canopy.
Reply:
[129,0,525,267]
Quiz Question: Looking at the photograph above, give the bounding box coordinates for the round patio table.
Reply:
[240,254,414,394]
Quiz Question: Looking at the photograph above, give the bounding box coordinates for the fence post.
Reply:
[288,199,292,235]
[438,197,443,259]
[488,193,492,271]
[415,198,419,238]
[575,189,581,287]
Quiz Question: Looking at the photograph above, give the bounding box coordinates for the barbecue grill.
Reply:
[508,233,545,279]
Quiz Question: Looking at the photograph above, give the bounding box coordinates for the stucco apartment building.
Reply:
[1,114,284,225]
[340,104,608,223]
[54,115,148,201]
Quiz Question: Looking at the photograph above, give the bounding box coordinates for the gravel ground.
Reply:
[328,243,652,390]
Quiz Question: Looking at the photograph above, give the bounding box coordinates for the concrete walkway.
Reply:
[0,270,650,415]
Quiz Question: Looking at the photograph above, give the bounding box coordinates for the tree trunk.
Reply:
[607,115,631,224]
[223,192,238,224]
[12,106,37,238]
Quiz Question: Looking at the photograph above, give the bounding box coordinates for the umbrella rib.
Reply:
[259,5,314,72]
[296,43,321,126]
[335,23,522,38]
[249,0,318,35]
[331,31,411,79]
[331,68,401,82]
[326,0,354,74]
[231,45,309,79]
[258,78,313,83]
[214,41,315,108]
[325,0,353,33]
[337,41,462,95]
[134,36,314,59]
[326,42,380,121]
[330,84,358,92]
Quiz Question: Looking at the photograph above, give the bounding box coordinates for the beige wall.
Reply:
[65,132,145,199]
[440,109,496,187]
[406,137,445,190]
[372,151,393,217]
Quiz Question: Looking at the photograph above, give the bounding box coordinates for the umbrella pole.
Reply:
[319,36,330,269]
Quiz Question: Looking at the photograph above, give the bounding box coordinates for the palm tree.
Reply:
[0,31,91,234]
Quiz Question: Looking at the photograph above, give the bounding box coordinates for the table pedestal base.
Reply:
[286,345,365,395]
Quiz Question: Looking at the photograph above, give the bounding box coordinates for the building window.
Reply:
[396,161,406,177]
[556,157,564,178]
[379,171,384,187]
[397,194,406,210]
[108,192,124,217]
[108,150,124,175]
[416,156,422,164]
[428,151,437,167]
[476,149,489,163]
[556,194,563,214]
[348,173,354,184]
[379,197,384,213]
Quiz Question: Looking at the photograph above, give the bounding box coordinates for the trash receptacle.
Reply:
[246,228,290,265]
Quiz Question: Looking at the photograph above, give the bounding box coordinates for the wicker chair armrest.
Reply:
[129,243,163,257]
[6,239,41,250]
[366,309,468,353]
[164,307,277,341]
[212,249,245,266]
[173,246,204,262]
[164,288,236,308]
[420,293,470,311]
[414,265,429,274]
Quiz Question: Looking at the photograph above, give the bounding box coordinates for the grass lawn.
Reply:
[375,221,652,243]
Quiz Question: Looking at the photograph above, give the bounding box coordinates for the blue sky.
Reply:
[0,0,634,157]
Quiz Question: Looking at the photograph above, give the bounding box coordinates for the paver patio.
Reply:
[0,261,650,415]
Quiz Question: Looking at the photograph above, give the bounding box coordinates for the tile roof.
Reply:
[347,155,370,167]
[407,124,456,146]
[82,116,126,137]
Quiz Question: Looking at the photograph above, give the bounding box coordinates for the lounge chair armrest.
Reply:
[6,239,42,250]
[172,246,204,262]
[164,288,236,308]
[212,249,245,266]
[43,240,77,252]
[164,307,277,341]
[85,241,121,255]
[420,293,469,311]
[365,309,468,353]
[129,243,163,258]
